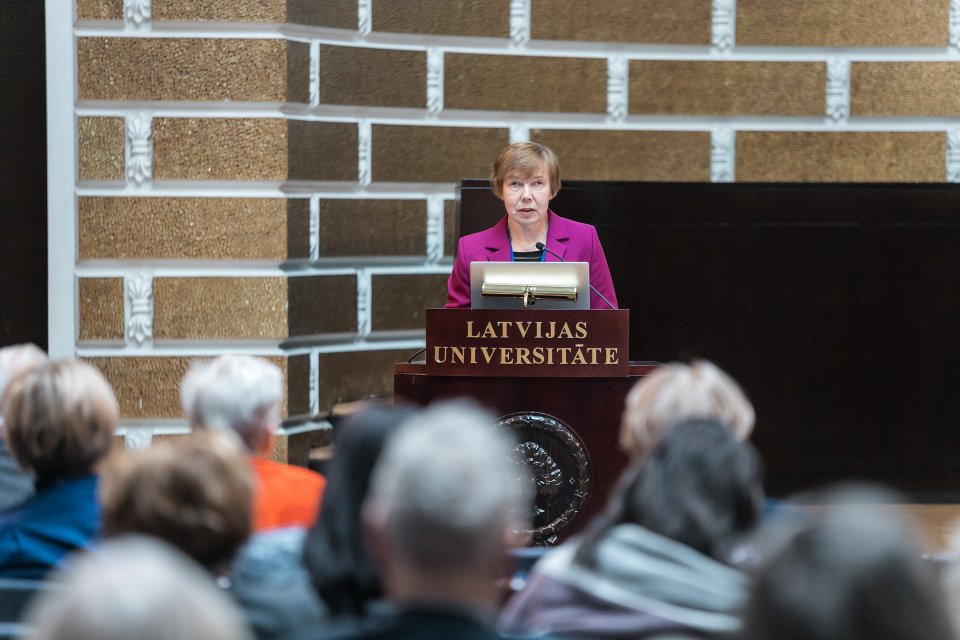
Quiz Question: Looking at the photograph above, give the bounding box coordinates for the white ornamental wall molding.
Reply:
[358,0,372,35]
[951,0,960,51]
[607,55,628,121]
[357,269,372,338]
[947,129,960,182]
[710,127,735,182]
[125,114,152,184]
[124,427,154,451]
[427,49,444,115]
[426,195,444,263]
[510,0,531,46]
[712,0,735,52]
[509,123,530,144]
[358,119,372,187]
[826,58,850,123]
[309,197,320,261]
[124,0,151,26]
[126,273,153,345]
[309,351,319,416]
[309,41,320,107]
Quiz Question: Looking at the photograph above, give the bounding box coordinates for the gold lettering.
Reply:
[466,321,480,338]
[587,347,601,364]
[516,321,532,338]
[481,322,497,339]
[535,322,543,338]
[516,348,531,365]
[558,322,574,339]
[433,346,447,363]
[496,321,510,338]
[532,347,546,365]
[545,322,556,339]
[605,347,620,365]
[481,347,496,364]
[558,348,571,364]
[451,346,466,364]
[500,347,514,365]
[546,347,553,365]
[571,347,588,365]
[468,346,478,364]
[575,321,588,339]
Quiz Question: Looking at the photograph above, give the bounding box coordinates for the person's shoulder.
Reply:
[253,458,324,487]
[550,212,596,235]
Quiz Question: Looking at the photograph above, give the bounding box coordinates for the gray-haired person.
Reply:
[0,344,47,511]
[292,400,530,640]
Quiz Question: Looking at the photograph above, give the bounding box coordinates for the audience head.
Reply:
[365,400,528,585]
[180,354,282,453]
[620,359,755,461]
[25,535,252,640]
[741,486,954,640]
[492,141,561,200]
[580,418,762,566]
[303,402,418,616]
[3,358,118,479]
[0,343,47,407]
[100,430,253,573]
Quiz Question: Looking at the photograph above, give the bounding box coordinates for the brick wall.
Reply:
[57,0,960,444]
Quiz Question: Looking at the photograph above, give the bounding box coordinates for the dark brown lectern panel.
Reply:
[459,180,960,499]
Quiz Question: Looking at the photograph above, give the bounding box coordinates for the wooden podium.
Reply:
[395,308,656,544]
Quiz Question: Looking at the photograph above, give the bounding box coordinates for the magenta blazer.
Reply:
[445,210,619,309]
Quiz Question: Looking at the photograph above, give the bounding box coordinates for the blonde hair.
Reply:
[100,430,253,571]
[491,141,561,200]
[3,359,118,478]
[620,360,755,461]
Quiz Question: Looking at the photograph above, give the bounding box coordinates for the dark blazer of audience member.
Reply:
[620,359,755,462]
[500,419,763,640]
[741,487,955,640]
[0,359,118,578]
[302,404,416,618]
[25,535,252,640]
[100,429,252,578]
[0,343,47,511]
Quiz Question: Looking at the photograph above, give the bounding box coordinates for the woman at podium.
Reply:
[445,142,618,309]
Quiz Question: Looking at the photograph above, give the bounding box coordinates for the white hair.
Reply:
[366,400,529,573]
[26,535,252,640]
[180,355,283,451]
[0,343,47,401]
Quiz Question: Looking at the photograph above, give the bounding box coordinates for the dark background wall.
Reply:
[0,2,47,349]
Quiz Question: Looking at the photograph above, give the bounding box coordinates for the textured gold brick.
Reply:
[531,129,710,181]
[319,46,425,108]
[153,119,356,181]
[371,274,448,332]
[737,0,948,47]
[852,62,960,117]
[372,0,509,37]
[287,120,359,181]
[630,61,824,116]
[532,0,710,44]
[154,278,288,340]
[78,38,309,103]
[287,275,358,337]
[153,276,357,340]
[372,125,508,182]
[79,197,308,261]
[445,54,606,113]
[154,118,287,180]
[737,132,945,182]
[78,117,124,181]
[319,200,426,257]
[79,278,125,341]
[77,0,122,20]
[87,355,307,419]
[318,349,412,410]
[153,0,353,25]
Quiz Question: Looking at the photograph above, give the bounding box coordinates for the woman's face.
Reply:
[502,163,551,230]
